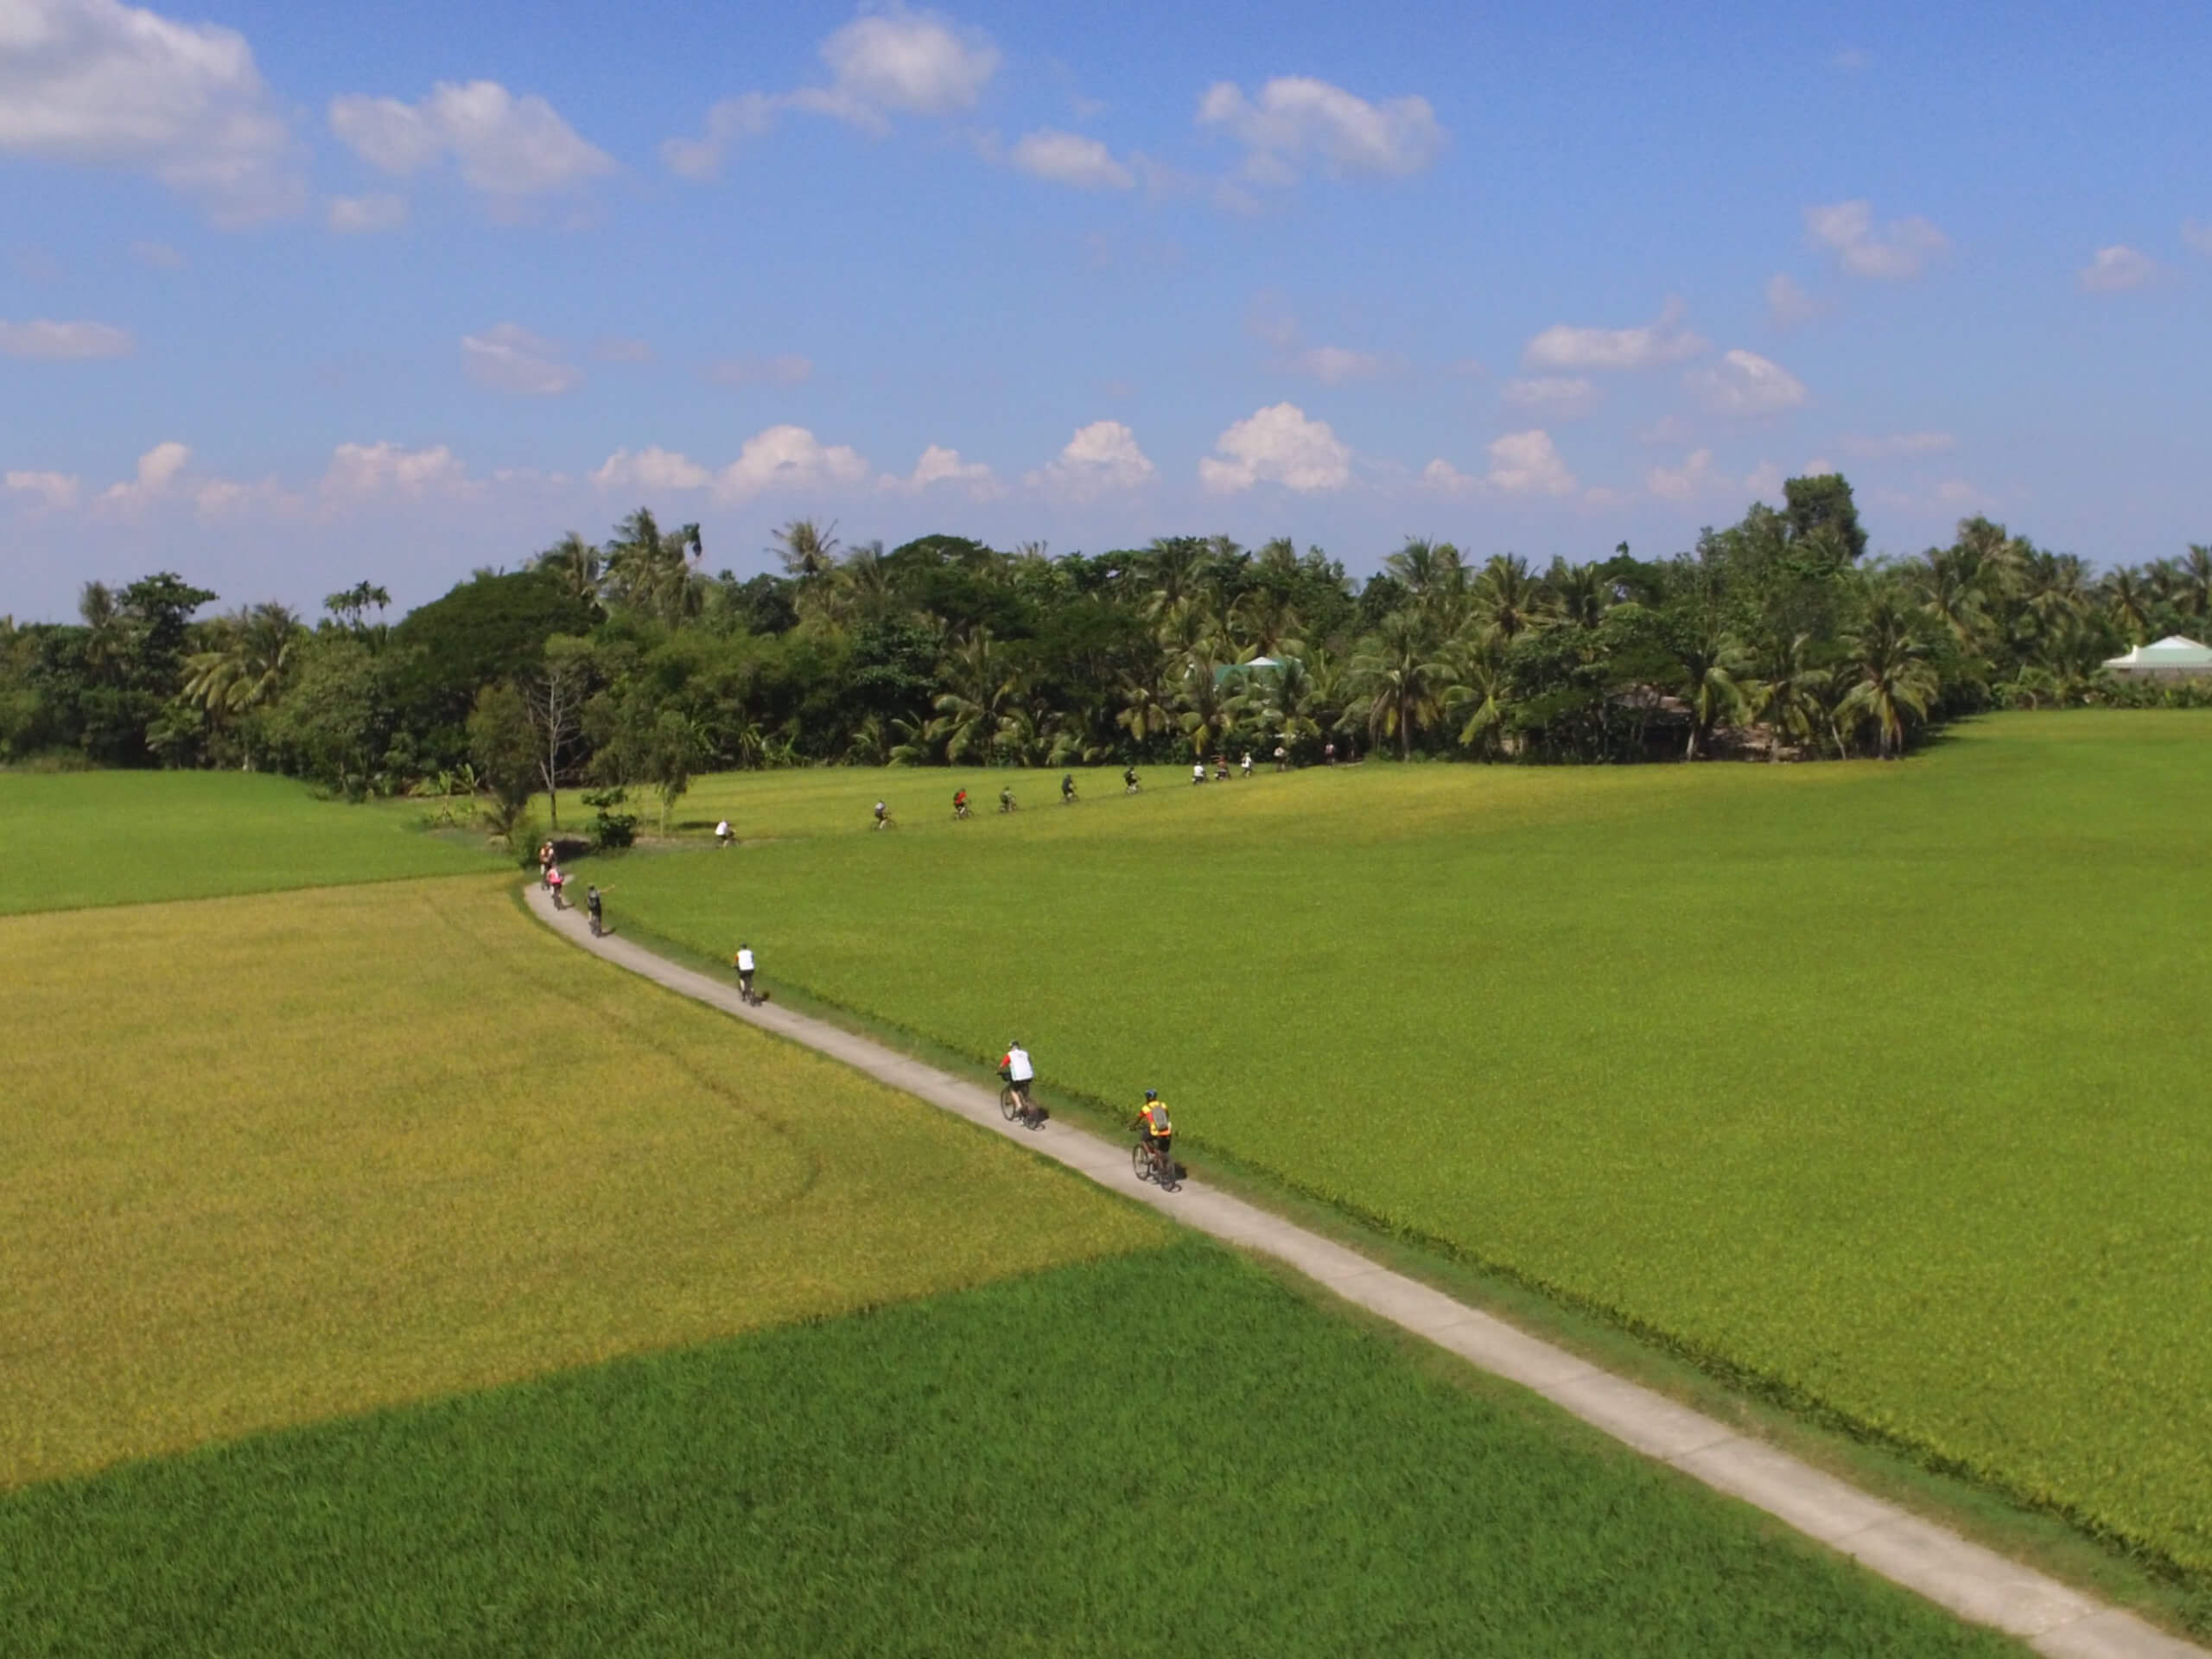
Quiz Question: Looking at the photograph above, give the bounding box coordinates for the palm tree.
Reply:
[1677,624,1750,760]
[537,532,603,607]
[1546,559,1611,632]
[78,581,125,681]
[927,631,1023,762]
[2181,545,2212,622]
[1904,546,1993,652]
[184,602,305,765]
[771,518,840,585]
[1471,554,1541,645]
[1439,634,1510,758]
[605,509,704,626]
[1839,599,1939,758]
[2101,568,2152,645]
[1173,649,1236,759]
[1348,611,1448,761]
[1744,632,1827,760]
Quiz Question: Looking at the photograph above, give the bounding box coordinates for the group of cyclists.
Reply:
[931,757,1287,824]
[538,842,606,935]
[999,1041,1177,1186]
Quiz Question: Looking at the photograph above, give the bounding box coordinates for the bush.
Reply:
[582,787,638,850]
[505,809,545,868]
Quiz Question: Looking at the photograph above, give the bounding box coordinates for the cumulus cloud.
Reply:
[1688,348,1808,416]
[3,469,80,511]
[1645,448,1716,502]
[664,6,999,177]
[707,354,813,387]
[1010,128,1134,190]
[591,427,872,504]
[1198,403,1352,494]
[1805,200,1948,280]
[460,324,581,397]
[0,0,303,221]
[2079,245,2160,293]
[327,192,407,233]
[1198,76,1444,184]
[1766,272,1825,327]
[1486,429,1576,497]
[1523,302,1707,372]
[330,81,613,200]
[1418,458,1477,495]
[882,443,1000,499]
[321,441,472,502]
[0,318,132,359]
[96,439,190,512]
[1501,376,1599,421]
[1840,431,1956,460]
[1029,420,1155,501]
[590,447,712,493]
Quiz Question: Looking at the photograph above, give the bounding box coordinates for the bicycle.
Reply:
[998,793,1019,814]
[1131,1135,1179,1192]
[998,1077,1046,1130]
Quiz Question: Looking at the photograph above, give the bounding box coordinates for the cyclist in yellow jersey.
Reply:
[1135,1089,1173,1176]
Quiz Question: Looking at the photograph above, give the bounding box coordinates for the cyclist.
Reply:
[585,884,604,937]
[1134,1090,1173,1178]
[547,864,567,908]
[999,785,1017,813]
[1123,766,1140,795]
[715,819,733,849]
[1214,754,1230,781]
[1273,744,1287,772]
[999,1041,1041,1122]
[953,787,970,819]
[734,942,757,1003]
[1060,772,1077,805]
[1191,760,1205,785]
[1240,750,1253,779]
[537,842,555,887]
[873,799,892,830]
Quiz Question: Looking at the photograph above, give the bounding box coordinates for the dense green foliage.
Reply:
[0,770,498,912]
[9,493,2209,805]
[603,715,2212,1579]
[0,1242,2018,1658]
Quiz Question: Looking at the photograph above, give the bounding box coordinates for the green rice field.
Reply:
[601,712,2212,1575]
[0,1241,2018,1658]
[0,769,499,912]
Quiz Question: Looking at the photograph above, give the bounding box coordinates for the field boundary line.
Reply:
[523,882,2201,1659]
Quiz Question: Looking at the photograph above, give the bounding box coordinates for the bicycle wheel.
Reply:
[1131,1141,1153,1182]
[1158,1154,1180,1193]
[1000,1084,1020,1122]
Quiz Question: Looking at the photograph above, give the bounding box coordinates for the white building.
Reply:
[2101,635,2212,681]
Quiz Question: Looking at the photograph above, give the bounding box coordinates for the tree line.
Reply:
[4,473,2209,830]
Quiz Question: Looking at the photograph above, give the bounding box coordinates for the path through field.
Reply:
[524,880,2202,1659]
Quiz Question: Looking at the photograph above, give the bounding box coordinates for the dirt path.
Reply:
[525,882,2199,1659]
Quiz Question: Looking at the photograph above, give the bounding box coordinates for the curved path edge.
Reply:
[526,884,2200,1659]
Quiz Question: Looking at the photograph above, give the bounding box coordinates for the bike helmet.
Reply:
[1144,1089,1158,1101]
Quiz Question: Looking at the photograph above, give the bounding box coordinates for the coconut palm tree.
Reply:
[1439,634,1510,758]
[605,509,704,626]
[926,631,1023,763]
[1677,624,1751,760]
[1470,554,1542,645]
[537,532,603,607]
[2101,568,2153,645]
[771,518,840,584]
[1348,610,1449,761]
[1839,599,1940,758]
[1744,632,1827,760]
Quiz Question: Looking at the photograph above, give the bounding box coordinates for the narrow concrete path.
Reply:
[527,884,2200,1659]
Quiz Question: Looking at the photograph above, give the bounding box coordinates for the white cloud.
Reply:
[330,81,613,200]
[716,426,870,502]
[1198,76,1444,184]
[664,6,998,175]
[130,239,184,269]
[319,441,473,505]
[1743,461,1784,500]
[2079,245,2160,293]
[326,192,407,233]
[0,0,302,222]
[882,443,1000,499]
[708,354,813,387]
[1418,458,1477,495]
[1198,403,1352,494]
[3,469,80,511]
[1523,302,1707,371]
[800,5,999,126]
[1840,431,1956,461]
[591,446,713,493]
[1291,345,1395,384]
[1010,128,1133,190]
[1486,429,1575,497]
[461,324,581,397]
[97,439,190,512]
[660,92,778,181]
[1646,448,1716,502]
[592,429,872,503]
[1501,376,1599,421]
[1029,420,1155,501]
[1766,272,1824,327]
[2185,219,2212,257]
[0,318,132,359]
[1688,348,1808,416]
[1805,200,1948,280]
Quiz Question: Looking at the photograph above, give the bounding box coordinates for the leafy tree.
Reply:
[467,680,538,830]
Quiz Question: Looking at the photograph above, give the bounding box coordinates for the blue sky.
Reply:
[2,0,2206,620]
